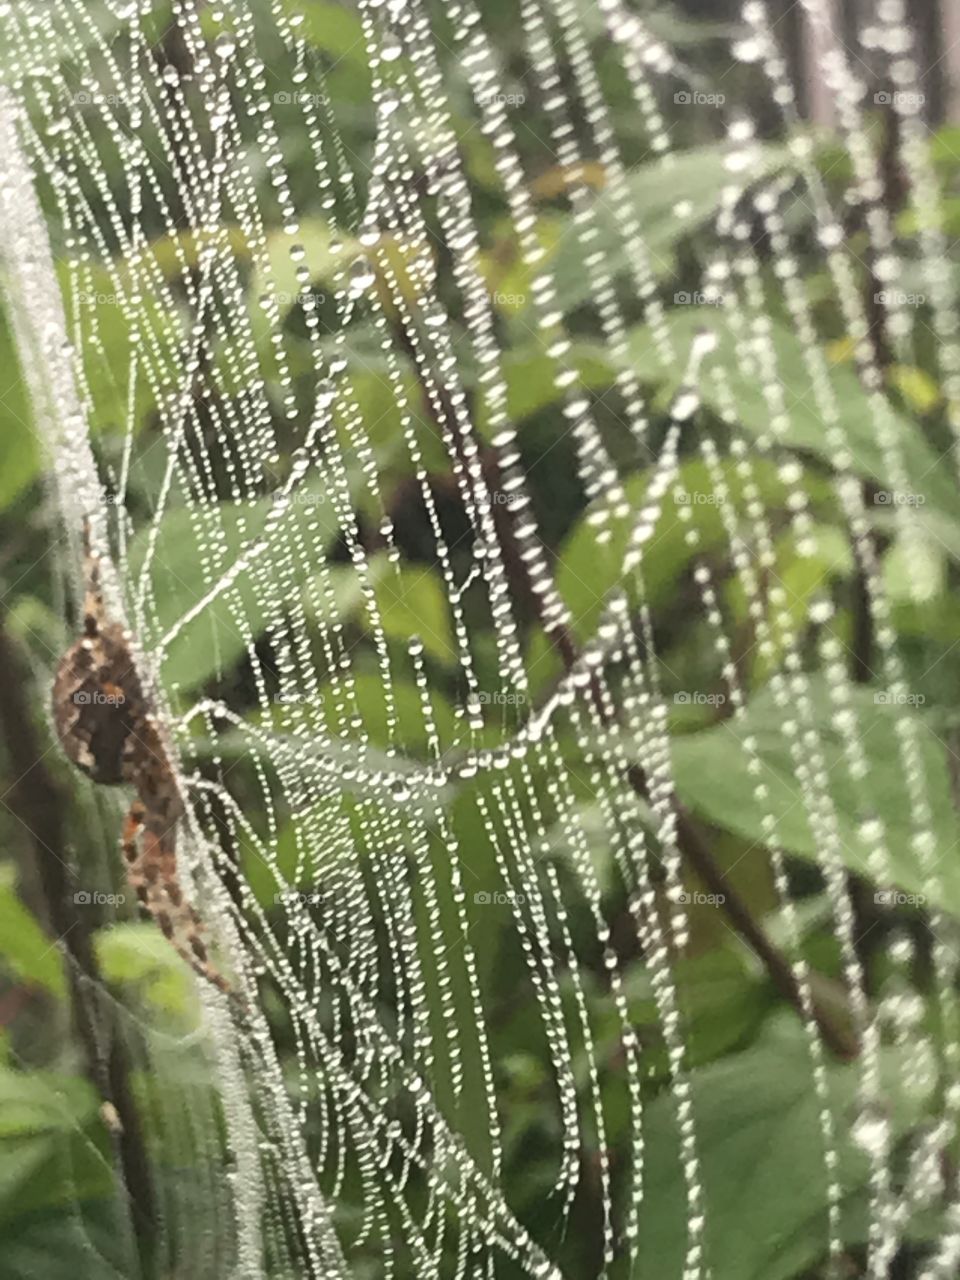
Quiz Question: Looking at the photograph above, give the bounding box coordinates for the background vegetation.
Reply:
[1,1,959,1276]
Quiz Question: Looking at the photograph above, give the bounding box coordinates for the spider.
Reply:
[52,521,238,1009]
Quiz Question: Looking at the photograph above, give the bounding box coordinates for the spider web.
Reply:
[2,0,960,1276]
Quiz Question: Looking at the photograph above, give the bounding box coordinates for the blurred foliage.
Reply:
[0,0,959,1277]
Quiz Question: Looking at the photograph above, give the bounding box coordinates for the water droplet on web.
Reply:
[349,257,376,295]
[733,37,765,63]
[852,1109,891,1157]
[214,32,237,60]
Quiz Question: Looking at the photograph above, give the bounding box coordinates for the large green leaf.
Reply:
[627,308,960,536]
[526,456,831,691]
[668,679,960,914]
[533,143,789,315]
[0,1064,125,1280]
[634,1022,938,1279]
[0,1069,112,1221]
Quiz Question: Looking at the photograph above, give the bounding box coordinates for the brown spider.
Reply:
[52,521,238,1008]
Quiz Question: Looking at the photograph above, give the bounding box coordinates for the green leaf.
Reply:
[889,364,942,415]
[626,308,960,534]
[725,524,853,683]
[635,1022,937,1279]
[61,260,183,433]
[0,1068,112,1221]
[0,869,65,999]
[668,679,960,915]
[95,922,195,1016]
[535,143,789,314]
[529,456,830,691]
[626,948,769,1074]
[475,340,614,434]
[374,563,455,663]
[279,0,366,63]
[0,304,39,510]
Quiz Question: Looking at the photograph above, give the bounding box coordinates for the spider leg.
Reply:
[121,799,151,911]
[81,518,106,639]
[121,801,239,1006]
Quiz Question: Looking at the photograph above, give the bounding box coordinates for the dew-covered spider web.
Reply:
[2,0,960,1276]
